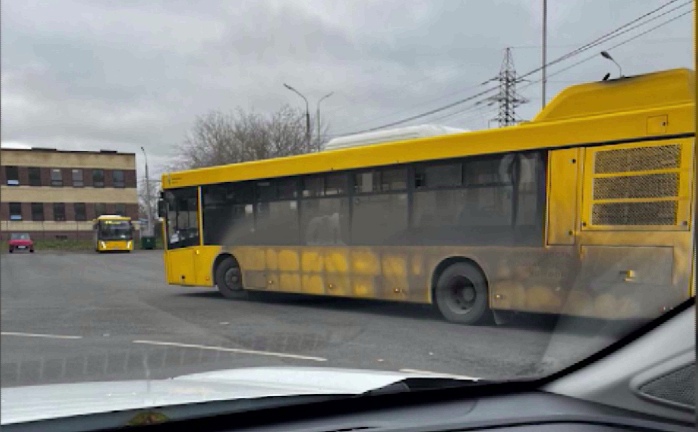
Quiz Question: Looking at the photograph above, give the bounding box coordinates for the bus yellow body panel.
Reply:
[161,69,696,321]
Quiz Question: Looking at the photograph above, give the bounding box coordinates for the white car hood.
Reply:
[1,367,426,425]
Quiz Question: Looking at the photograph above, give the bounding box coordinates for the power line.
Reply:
[344,85,501,134]
[510,36,689,49]
[452,5,693,123]
[331,81,490,133]
[517,7,693,93]
[336,1,690,135]
[519,0,691,80]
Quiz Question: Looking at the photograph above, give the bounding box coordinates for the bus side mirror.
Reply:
[157,199,167,218]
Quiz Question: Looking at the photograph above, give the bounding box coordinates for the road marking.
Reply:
[132,339,327,362]
[399,368,480,381]
[1,331,83,340]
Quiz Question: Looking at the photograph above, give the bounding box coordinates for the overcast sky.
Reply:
[1,0,693,179]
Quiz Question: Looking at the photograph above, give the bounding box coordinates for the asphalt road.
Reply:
[1,251,621,388]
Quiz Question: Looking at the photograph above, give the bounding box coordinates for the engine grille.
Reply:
[589,143,684,227]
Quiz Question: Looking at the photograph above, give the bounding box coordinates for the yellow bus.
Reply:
[93,215,135,253]
[159,68,695,324]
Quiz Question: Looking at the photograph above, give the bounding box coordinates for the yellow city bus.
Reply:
[159,68,696,324]
[93,215,135,253]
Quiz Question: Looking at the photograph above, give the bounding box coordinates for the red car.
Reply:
[8,233,34,253]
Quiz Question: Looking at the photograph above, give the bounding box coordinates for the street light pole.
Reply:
[140,146,153,237]
[316,92,334,145]
[542,0,547,109]
[283,83,311,148]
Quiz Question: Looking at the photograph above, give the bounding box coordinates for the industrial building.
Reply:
[0,147,138,240]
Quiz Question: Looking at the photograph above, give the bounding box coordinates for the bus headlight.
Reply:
[127,241,132,249]
[100,241,106,249]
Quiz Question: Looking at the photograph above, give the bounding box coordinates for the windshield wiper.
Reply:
[361,377,491,396]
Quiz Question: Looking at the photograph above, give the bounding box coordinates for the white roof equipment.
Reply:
[325,124,469,150]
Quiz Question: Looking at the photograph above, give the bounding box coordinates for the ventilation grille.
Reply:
[638,362,695,409]
[592,201,677,226]
[589,144,683,227]
[595,144,681,173]
[593,173,679,200]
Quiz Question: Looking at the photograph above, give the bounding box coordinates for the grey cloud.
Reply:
[1,0,692,177]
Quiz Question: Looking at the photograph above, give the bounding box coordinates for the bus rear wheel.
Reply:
[215,257,248,300]
[434,262,490,325]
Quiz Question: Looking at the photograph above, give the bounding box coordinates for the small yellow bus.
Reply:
[159,68,695,324]
[93,215,134,253]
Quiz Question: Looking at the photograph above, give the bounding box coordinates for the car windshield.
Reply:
[0,0,695,427]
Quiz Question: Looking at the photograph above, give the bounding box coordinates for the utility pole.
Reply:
[283,83,311,148]
[316,92,333,144]
[140,146,153,237]
[542,0,547,109]
[485,48,528,127]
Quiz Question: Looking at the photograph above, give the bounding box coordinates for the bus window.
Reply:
[325,173,348,196]
[380,167,408,192]
[301,195,349,246]
[202,183,254,245]
[254,179,299,245]
[411,152,545,246]
[302,176,324,198]
[415,162,462,189]
[352,193,408,245]
[165,187,200,249]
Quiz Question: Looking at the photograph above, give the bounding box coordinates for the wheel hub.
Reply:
[447,279,476,313]
[225,268,240,288]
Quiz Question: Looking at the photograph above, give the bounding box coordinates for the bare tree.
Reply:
[173,105,328,170]
[138,179,158,220]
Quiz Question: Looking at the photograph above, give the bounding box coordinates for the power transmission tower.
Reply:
[484,48,528,127]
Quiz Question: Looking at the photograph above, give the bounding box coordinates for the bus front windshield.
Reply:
[98,221,133,241]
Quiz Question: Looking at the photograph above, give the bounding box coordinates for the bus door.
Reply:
[574,139,695,318]
[162,188,200,285]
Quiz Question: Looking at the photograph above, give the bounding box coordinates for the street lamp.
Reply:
[316,92,334,144]
[542,0,547,109]
[601,51,623,78]
[140,146,153,237]
[283,83,311,148]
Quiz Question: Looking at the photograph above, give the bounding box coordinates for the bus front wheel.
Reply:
[434,262,490,325]
[215,257,248,300]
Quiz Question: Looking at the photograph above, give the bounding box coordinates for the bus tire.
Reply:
[215,257,247,300]
[434,262,490,325]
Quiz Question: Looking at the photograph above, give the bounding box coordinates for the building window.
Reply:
[114,203,126,216]
[74,203,87,221]
[51,168,63,187]
[53,203,66,221]
[92,169,104,188]
[94,203,106,217]
[72,169,84,187]
[28,167,42,186]
[5,166,19,186]
[31,203,44,221]
[112,170,125,188]
[9,202,22,221]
